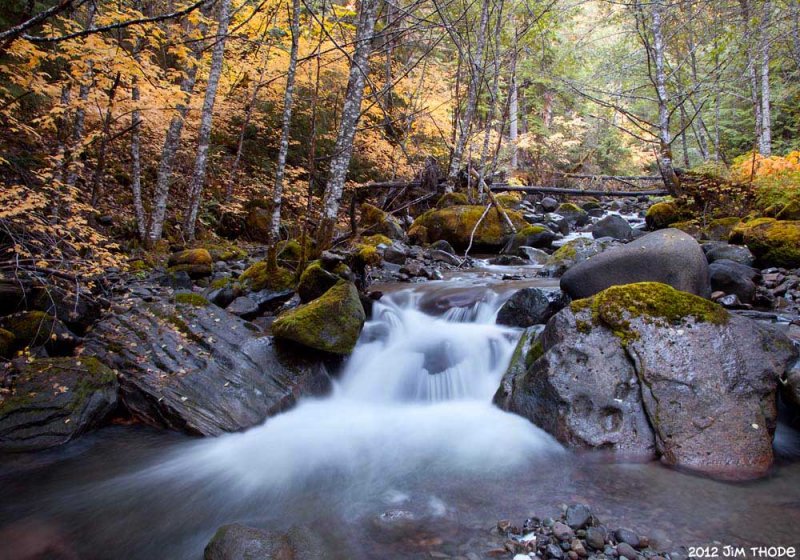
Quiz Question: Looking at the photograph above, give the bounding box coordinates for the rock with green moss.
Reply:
[297,261,340,303]
[0,328,14,358]
[272,281,365,355]
[497,281,798,480]
[0,311,79,355]
[0,357,118,452]
[739,219,800,268]
[559,229,711,299]
[205,243,247,262]
[645,201,684,230]
[777,201,800,220]
[507,225,557,253]
[495,192,522,208]
[728,216,776,244]
[436,192,469,208]
[244,203,272,242]
[669,219,704,238]
[83,296,331,436]
[167,248,213,278]
[555,203,589,227]
[277,238,313,269]
[360,203,405,240]
[360,233,392,247]
[409,205,528,251]
[239,261,295,292]
[174,292,210,307]
[705,217,741,241]
[543,237,619,277]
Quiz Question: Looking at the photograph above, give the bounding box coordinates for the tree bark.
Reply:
[476,0,505,202]
[65,2,96,187]
[316,0,380,250]
[185,0,232,240]
[131,35,146,241]
[90,72,122,206]
[759,0,772,156]
[270,0,302,245]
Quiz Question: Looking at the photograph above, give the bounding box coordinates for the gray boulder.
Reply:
[709,259,760,303]
[592,214,633,241]
[226,296,260,319]
[560,229,711,299]
[84,297,331,436]
[704,242,756,266]
[540,197,559,212]
[0,357,117,451]
[496,288,569,328]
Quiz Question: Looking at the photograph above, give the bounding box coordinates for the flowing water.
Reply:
[2,274,800,559]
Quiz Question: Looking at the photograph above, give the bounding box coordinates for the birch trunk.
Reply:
[185,0,232,240]
[131,51,146,240]
[269,0,302,244]
[446,0,490,188]
[759,0,772,156]
[147,7,208,245]
[65,3,96,187]
[316,0,380,249]
[476,0,505,202]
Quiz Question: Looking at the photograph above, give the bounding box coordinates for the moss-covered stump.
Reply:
[167,248,213,278]
[408,205,527,251]
[506,225,557,253]
[239,261,295,292]
[436,192,469,208]
[0,357,118,452]
[0,311,79,355]
[738,219,800,268]
[645,201,683,230]
[497,281,797,480]
[272,281,365,355]
[360,203,405,240]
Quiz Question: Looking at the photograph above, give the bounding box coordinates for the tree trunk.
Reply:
[446,0,490,189]
[65,2,96,187]
[759,0,772,156]
[185,0,232,240]
[509,27,519,171]
[147,6,209,245]
[476,0,505,202]
[90,72,122,206]
[269,0,302,245]
[316,0,380,250]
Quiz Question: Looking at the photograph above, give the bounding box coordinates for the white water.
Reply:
[139,290,563,498]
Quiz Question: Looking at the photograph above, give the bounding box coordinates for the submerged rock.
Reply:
[272,280,366,355]
[560,229,710,299]
[497,282,798,479]
[0,357,118,451]
[84,296,331,436]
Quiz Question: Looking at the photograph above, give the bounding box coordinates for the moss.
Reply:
[645,201,683,230]
[271,280,366,354]
[360,203,388,226]
[407,224,428,244]
[729,217,776,244]
[409,205,527,250]
[777,201,800,221]
[706,216,741,241]
[355,244,383,267]
[277,238,313,268]
[361,234,392,247]
[573,282,728,345]
[525,339,544,368]
[556,202,584,214]
[297,260,338,302]
[239,261,295,292]
[205,242,247,262]
[495,192,522,208]
[174,292,210,307]
[581,201,602,211]
[0,328,15,358]
[741,220,800,268]
[2,311,55,349]
[436,192,469,208]
[670,219,704,238]
[210,277,233,289]
[167,248,212,267]
[129,259,150,272]
[550,241,578,261]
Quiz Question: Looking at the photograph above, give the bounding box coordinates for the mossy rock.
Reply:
[507,225,555,252]
[239,262,295,292]
[645,202,684,230]
[1,311,75,352]
[174,292,210,307]
[359,203,405,239]
[297,261,339,303]
[408,205,527,251]
[0,328,15,358]
[570,282,728,345]
[277,238,313,269]
[129,259,150,272]
[205,243,247,262]
[777,201,800,221]
[706,217,741,241]
[271,280,365,354]
[436,192,469,208]
[739,220,800,268]
[354,244,383,267]
[360,234,392,247]
[210,277,234,289]
[728,217,776,245]
[581,201,602,211]
[670,219,704,239]
[495,192,522,208]
[167,248,213,278]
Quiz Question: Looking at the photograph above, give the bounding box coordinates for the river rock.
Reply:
[703,242,755,266]
[429,249,461,266]
[204,524,353,560]
[541,197,559,212]
[167,248,213,278]
[560,229,711,299]
[496,288,569,328]
[585,527,606,550]
[543,237,620,277]
[409,205,528,251]
[360,203,405,240]
[297,261,340,303]
[614,528,641,548]
[708,259,759,303]
[0,357,118,451]
[272,280,365,355]
[83,295,331,436]
[226,296,259,319]
[556,203,589,227]
[592,214,633,241]
[507,225,557,252]
[0,311,80,356]
[565,504,592,530]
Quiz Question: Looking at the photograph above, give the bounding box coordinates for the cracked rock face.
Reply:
[495,285,798,480]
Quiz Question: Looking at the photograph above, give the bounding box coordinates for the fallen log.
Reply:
[556,173,663,181]
[489,185,668,197]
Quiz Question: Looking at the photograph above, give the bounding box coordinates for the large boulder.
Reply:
[497,282,797,480]
[560,229,711,299]
[592,214,633,241]
[0,357,118,451]
[735,218,800,268]
[83,295,331,436]
[496,287,569,328]
[167,249,213,278]
[271,280,365,355]
[708,259,760,303]
[239,261,294,293]
[645,201,683,230]
[543,237,620,277]
[408,205,527,251]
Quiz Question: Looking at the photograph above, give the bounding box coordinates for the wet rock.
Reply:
[496,288,569,328]
[541,197,559,212]
[718,293,743,308]
[226,296,259,319]
[429,249,461,266]
[408,205,528,251]
[703,242,755,266]
[617,542,638,560]
[383,244,408,265]
[0,311,80,356]
[298,261,340,303]
[782,359,800,411]
[556,203,589,227]
[546,543,565,559]
[508,225,557,251]
[552,522,574,542]
[585,527,606,550]
[0,357,117,451]
[564,504,593,530]
[560,229,711,299]
[206,286,237,308]
[614,528,640,548]
[159,270,193,290]
[544,237,620,277]
[167,248,213,278]
[545,213,571,235]
[84,296,331,436]
[491,255,526,266]
[250,288,294,313]
[592,214,633,241]
[519,246,550,265]
[429,239,456,254]
[204,524,351,560]
[709,259,759,303]
[272,281,365,355]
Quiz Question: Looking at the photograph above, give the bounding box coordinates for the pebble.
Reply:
[564,504,592,530]
[552,522,574,542]
[585,527,606,550]
[617,542,638,559]
[545,543,564,559]
[614,528,641,548]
